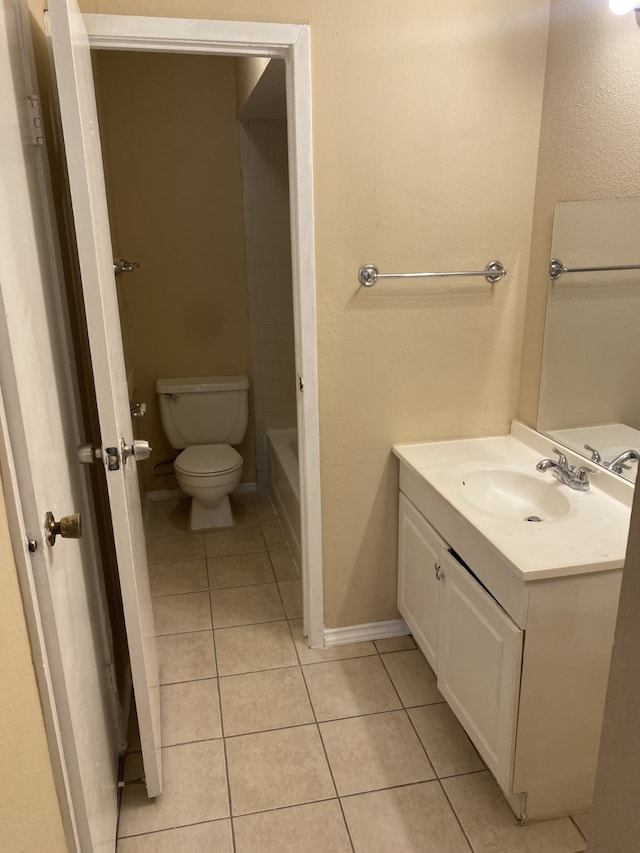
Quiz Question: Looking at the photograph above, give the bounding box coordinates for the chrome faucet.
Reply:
[604,449,640,475]
[536,448,593,491]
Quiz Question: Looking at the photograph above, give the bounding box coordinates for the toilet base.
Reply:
[189,494,234,529]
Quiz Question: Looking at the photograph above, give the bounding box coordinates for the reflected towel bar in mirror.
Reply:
[549,258,640,280]
[358,260,507,287]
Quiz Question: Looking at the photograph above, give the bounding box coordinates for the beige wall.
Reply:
[519,0,640,428]
[0,476,67,852]
[311,0,550,626]
[93,51,254,494]
[80,0,551,627]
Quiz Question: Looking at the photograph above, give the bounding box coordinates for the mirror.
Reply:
[537,197,640,484]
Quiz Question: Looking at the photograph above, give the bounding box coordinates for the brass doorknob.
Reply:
[44,511,82,546]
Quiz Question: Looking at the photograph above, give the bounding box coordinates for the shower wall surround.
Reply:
[240,119,297,487]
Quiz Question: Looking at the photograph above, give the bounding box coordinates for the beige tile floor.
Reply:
[117,492,589,853]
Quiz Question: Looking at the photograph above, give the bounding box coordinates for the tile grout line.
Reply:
[376,644,477,853]
[214,509,351,844]
[118,817,230,843]
[373,644,450,805]
[150,575,294,598]
[289,617,357,853]
[138,497,272,849]
[209,590,237,853]
[436,777,477,853]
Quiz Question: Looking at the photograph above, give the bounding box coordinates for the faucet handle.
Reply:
[551,448,568,468]
[584,444,601,463]
[575,465,595,483]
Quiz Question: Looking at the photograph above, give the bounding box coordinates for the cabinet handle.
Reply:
[434,562,444,581]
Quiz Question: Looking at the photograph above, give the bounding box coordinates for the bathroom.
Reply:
[92,49,300,541]
[5,0,640,849]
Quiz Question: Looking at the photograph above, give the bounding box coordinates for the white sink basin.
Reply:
[459,468,572,522]
[393,422,632,580]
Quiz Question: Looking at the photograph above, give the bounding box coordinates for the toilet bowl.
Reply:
[174,444,243,529]
[156,374,250,530]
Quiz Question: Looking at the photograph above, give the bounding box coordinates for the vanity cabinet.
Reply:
[398,492,523,794]
[397,476,623,821]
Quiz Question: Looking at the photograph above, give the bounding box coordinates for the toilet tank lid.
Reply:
[156,375,249,394]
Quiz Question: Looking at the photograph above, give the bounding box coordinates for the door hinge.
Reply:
[298,374,304,392]
[26,95,44,147]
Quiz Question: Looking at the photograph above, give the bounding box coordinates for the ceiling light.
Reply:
[609,0,639,15]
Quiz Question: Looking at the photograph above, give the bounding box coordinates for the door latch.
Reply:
[44,511,82,546]
[105,446,120,470]
[77,443,101,464]
[122,438,151,462]
[78,442,150,468]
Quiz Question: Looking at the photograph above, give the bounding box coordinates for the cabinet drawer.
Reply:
[437,550,523,794]
[397,492,447,669]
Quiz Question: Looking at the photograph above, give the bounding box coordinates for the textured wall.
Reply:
[518,0,640,428]
[308,0,550,627]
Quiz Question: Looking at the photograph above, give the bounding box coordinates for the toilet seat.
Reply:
[175,444,242,477]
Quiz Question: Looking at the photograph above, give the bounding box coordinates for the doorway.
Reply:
[83,15,323,647]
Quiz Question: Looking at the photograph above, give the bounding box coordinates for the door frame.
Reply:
[82,14,324,646]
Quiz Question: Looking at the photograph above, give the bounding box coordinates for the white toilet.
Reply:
[156,375,250,530]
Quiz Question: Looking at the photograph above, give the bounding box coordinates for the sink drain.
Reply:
[525,515,543,523]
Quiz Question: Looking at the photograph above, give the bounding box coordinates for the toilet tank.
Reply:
[156,375,249,449]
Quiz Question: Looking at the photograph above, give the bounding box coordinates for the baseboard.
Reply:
[146,488,182,502]
[234,481,258,494]
[323,618,410,647]
[143,488,182,525]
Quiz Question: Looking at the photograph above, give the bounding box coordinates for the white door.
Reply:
[0,0,119,847]
[48,0,161,795]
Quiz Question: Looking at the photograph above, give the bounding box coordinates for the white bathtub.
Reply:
[266,428,301,567]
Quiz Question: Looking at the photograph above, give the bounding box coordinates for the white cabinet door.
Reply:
[437,550,523,794]
[397,493,446,669]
